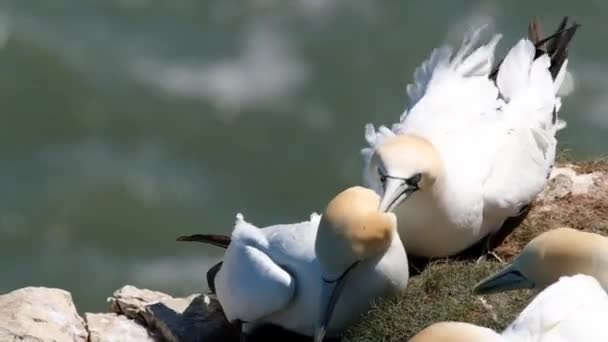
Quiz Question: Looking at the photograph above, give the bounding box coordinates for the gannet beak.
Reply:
[378,177,416,212]
[313,273,351,342]
[473,266,535,294]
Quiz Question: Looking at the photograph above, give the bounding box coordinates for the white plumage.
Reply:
[501,274,608,342]
[411,274,608,342]
[362,24,575,257]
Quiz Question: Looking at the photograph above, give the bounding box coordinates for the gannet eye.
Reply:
[377,168,387,184]
[407,173,422,187]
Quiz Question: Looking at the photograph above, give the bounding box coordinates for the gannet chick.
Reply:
[178,186,408,341]
[474,227,608,294]
[413,275,608,342]
[362,17,579,258]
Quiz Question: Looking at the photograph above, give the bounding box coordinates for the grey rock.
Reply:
[0,287,87,342]
[86,312,158,342]
[108,285,237,342]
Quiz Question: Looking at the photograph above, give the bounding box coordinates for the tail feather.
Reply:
[176,234,231,249]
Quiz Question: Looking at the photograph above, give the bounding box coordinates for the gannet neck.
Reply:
[374,134,444,191]
[409,322,504,342]
[315,186,396,278]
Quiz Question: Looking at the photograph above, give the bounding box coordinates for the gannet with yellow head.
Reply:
[413,275,608,342]
[178,186,408,341]
[362,18,579,258]
[314,186,409,341]
[474,227,608,294]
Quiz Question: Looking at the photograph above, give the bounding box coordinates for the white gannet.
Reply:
[474,227,608,294]
[178,186,409,341]
[410,274,608,342]
[361,17,579,258]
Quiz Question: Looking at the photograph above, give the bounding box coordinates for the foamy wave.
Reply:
[132,22,308,118]
[36,139,210,206]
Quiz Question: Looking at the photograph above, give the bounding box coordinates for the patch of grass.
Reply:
[344,160,608,341]
[344,262,532,342]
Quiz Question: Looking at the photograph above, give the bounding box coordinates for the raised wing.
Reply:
[362,26,503,191]
[214,214,296,323]
[502,275,608,342]
[481,19,578,223]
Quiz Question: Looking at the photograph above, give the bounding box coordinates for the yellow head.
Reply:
[409,322,503,342]
[474,228,608,294]
[313,186,398,342]
[370,134,443,212]
[315,186,397,278]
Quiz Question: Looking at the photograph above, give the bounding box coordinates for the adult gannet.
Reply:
[361,17,579,258]
[410,274,608,342]
[474,227,608,294]
[178,186,409,341]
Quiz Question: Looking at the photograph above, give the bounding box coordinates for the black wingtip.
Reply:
[490,16,580,81]
[176,234,201,242]
[175,234,231,248]
[207,261,223,294]
[528,16,580,79]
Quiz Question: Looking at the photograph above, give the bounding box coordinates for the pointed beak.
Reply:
[473,266,535,295]
[313,270,353,342]
[378,177,416,212]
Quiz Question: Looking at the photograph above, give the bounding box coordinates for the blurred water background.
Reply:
[0,0,606,312]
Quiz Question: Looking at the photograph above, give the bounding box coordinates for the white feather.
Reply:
[502,275,608,342]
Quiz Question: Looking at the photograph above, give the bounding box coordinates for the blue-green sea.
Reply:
[0,1,606,311]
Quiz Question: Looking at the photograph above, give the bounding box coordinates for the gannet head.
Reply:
[313,186,397,342]
[409,322,504,342]
[474,228,605,294]
[370,134,443,212]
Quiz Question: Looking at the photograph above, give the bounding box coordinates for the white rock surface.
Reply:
[85,313,157,342]
[0,287,88,342]
[539,166,604,202]
[108,285,172,324]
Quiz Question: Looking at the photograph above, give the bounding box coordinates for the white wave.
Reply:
[35,139,211,206]
[132,22,308,119]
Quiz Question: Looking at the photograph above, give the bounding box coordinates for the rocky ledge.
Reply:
[0,285,236,342]
[1,161,606,342]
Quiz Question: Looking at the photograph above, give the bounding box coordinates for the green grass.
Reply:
[343,262,532,342]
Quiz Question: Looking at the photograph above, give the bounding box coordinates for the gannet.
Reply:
[410,275,608,342]
[474,227,608,294]
[177,186,409,341]
[361,17,579,258]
